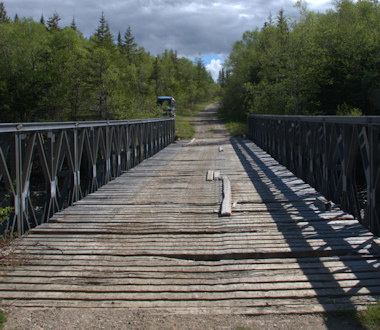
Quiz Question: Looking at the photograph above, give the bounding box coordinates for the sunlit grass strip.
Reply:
[357,300,380,329]
[224,121,247,138]
[175,101,217,140]
[175,115,195,140]
[217,110,247,138]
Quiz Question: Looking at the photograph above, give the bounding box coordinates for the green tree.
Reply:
[0,2,9,23]
[86,12,119,120]
[123,26,138,64]
[0,10,219,123]
[218,68,226,87]
[117,31,122,47]
[0,19,50,121]
[94,11,114,48]
[151,57,164,96]
[221,0,380,117]
[70,16,77,31]
[47,12,61,31]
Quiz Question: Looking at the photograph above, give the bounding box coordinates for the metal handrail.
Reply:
[0,118,171,132]
[248,115,380,236]
[0,118,175,236]
[249,114,380,125]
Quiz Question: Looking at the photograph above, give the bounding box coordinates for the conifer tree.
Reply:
[0,2,9,23]
[95,11,114,48]
[0,9,219,122]
[123,26,137,63]
[70,16,77,30]
[218,68,225,87]
[47,12,61,31]
[117,31,122,48]
[276,9,289,44]
[14,13,19,23]
[151,57,164,96]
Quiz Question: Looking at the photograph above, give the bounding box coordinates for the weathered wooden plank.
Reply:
[0,297,377,314]
[2,253,380,273]
[0,285,380,301]
[13,238,374,252]
[0,110,378,319]
[206,170,214,181]
[11,246,372,260]
[1,278,380,294]
[221,175,231,216]
[4,267,378,283]
[2,271,380,287]
[6,248,379,264]
[22,232,374,243]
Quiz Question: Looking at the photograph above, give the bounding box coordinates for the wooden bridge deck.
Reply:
[1,104,380,316]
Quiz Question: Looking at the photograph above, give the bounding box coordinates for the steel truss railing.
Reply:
[0,118,175,236]
[248,115,380,236]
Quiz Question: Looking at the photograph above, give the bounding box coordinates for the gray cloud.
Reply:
[5,0,334,58]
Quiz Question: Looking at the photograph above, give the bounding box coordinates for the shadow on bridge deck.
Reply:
[0,104,379,325]
[231,137,380,313]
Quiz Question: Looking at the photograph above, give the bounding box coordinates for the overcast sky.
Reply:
[5,0,335,80]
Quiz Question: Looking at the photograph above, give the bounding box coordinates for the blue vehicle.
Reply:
[157,96,175,117]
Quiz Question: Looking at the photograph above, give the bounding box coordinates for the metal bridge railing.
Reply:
[0,118,175,236]
[248,115,380,236]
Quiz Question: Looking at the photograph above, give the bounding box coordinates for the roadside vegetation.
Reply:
[0,204,15,329]
[175,101,218,140]
[0,310,6,329]
[0,2,219,122]
[217,110,247,138]
[323,301,380,329]
[218,0,380,120]
[357,301,380,329]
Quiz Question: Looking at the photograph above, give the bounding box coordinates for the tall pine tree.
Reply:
[95,11,114,49]
[70,16,77,31]
[123,26,137,63]
[117,31,122,48]
[47,12,61,31]
[0,2,9,23]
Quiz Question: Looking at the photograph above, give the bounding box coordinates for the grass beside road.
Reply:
[323,301,380,329]
[175,101,217,140]
[217,111,247,138]
[175,100,248,139]
[357,300,380,329]
[175,116,194,140]
[223,121,247,138]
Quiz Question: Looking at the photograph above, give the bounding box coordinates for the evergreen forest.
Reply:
[0,3,219,122]
[219,0,380,120]
[2,0,380,123]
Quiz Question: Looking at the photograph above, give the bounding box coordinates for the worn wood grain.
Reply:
[0,107,379,315]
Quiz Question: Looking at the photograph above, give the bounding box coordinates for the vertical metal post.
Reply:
[73,127,80,202]
[105,126,111,183]
[14,132,23,236]
[139,124,143,163]
[367,121,377,234]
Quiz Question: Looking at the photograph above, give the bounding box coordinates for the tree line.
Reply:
[219,0,380,119]
[0,3,219,122]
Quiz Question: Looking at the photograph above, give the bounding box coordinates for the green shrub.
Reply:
[0,309,7,329]
[358,300,380,329]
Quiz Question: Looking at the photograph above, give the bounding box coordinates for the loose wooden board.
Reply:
[0,136,379,316]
